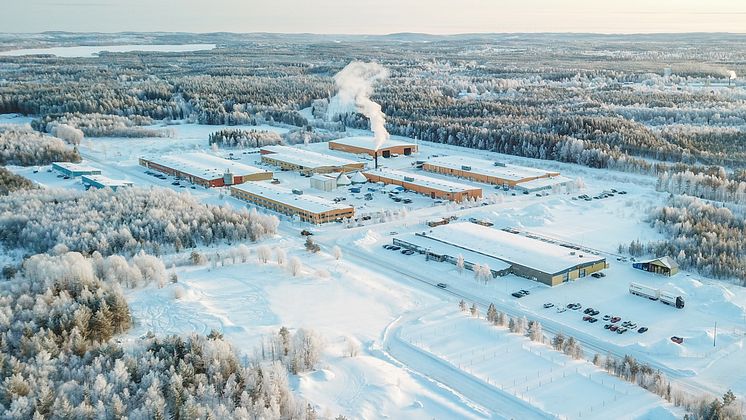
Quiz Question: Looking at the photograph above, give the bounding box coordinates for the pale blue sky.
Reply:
[2,0,745,34]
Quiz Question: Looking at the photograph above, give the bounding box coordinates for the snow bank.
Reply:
[354,229,382,248]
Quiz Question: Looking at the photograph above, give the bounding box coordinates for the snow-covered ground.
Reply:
[0,44,216,57]
[4,115,746,416]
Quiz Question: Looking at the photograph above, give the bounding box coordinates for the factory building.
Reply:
[423,155,560,188]
[52,162,101,177]
[231,182,355,224]
[328,137,418,158]
[139,152,272,188]
[260,145,365,174]
[394,222,606,286]
[514,176,574,193]
[309,172,351,191]
[363,167,482,202]
[81,175,133,191]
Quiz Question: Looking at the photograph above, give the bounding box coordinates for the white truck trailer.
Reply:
[629,282,659,300]
[629,282,685,309]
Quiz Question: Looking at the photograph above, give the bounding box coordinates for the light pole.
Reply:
[714,321,717,347]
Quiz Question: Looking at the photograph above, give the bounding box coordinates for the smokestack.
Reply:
[375,151,378,169]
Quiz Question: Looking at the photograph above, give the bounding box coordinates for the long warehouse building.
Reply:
[395,222,606,286]
[231,182,354,224]
[423,155,560,188]
[260,145,365,174]
[328,137,418,157]
[363,168,482,201]
[139,152,272,187]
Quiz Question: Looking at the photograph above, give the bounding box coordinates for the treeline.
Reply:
[0,167,35,195]
[0,187,279,257]
[0,251,321,419]
[0,125,80,166]
[638,195,746,283]
[208,128,282,148]
[33,113,173,138]
[657,170,746,205]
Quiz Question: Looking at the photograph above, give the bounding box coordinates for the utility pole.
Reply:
[714,321,717,347]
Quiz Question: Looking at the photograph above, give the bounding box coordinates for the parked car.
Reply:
[638,327,648,334]
[584,308,594,314]
[402,249,415,255]
[617,328,628,334]
[512,292,525,298]
[583,315,592,321]
[382,244,392,250]
[591,272,606,278]
[389,246,401,251]
[610,316,621,323]
[567,303,582,310]
[603,315,612,321]
[604,323,612,330]
[590,310,600,316]
[671,336,684,344]
[543,303,554,309]
[609,325,619,332]
[589,317,598,323]
[436,283,447,289]
[556,307,567,313]
[171,181,180,185]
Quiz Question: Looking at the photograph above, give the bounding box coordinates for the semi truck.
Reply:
[629,282,685,309]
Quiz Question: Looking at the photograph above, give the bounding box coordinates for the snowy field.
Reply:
[4,115,746,417]
[0,44,216,57]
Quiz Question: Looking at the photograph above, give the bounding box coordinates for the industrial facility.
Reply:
[260,145,365,174]
[328,137,418,158]
[230,182,355,224]
[363,168,482,201]
[52,162,101,177]
[139,152,272,187]
[81,175,133,191]
[309,172,351,192]
[633,256,680,277]
[394,222,606,286]
[423,155,561,188]
[514,175,574,193]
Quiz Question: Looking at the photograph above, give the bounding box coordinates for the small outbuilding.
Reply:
[350,171,368,184]
[633,256,680,277]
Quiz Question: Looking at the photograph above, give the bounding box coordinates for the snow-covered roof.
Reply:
[425,155,558,182]
[329,136,416,150]
[310,173,336,183]
[350,171,368,184]
[81,174,132,188]
[641,256,679,269]
[231,182,353,214]
[261,145,362,168]
[424,222,605,275]
[515,175,574,191]
[336,173,351,185]
[395,233,512,272]
[142,152,269,180]
[364,168,481,194]
[52,162,100,173]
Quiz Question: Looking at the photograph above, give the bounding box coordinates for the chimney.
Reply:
[374,151,379,169]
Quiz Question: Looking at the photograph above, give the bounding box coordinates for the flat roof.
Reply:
[142,152,270,180]
[52,162,100,172]
[395,233,512,272]
[424,222,605,275]
[81,174,132,187]
[425,155,557,182]
[329,136,417,151]
[364,168,481,194]
[516,175,574,190]
[261,145,363,169]
[231,182,353,214]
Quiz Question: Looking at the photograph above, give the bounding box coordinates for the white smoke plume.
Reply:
[330,61,390,150]
[728,70,737,80]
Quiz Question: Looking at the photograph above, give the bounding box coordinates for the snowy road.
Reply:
[332,242,711,400]
[378,312,555,420]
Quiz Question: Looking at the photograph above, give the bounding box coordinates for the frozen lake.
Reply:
[0,44,216,57]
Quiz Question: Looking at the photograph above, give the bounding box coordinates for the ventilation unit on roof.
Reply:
[494,162,506,167]
[292,189,303,195]
[461,165,471,171]
[404,176,415,182]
